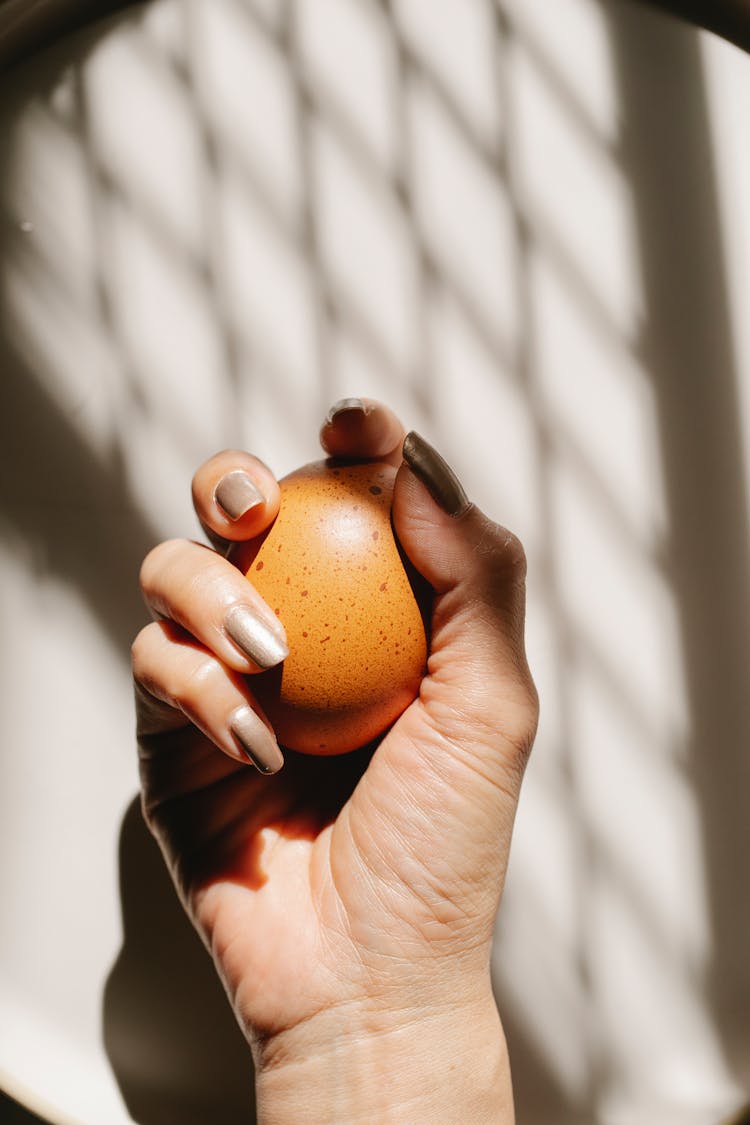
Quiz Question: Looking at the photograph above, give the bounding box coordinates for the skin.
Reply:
[133,400,539,1122]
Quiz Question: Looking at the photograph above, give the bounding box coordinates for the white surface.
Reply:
[0,1,749,1122]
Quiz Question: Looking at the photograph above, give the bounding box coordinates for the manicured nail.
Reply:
[325,397,369,425]
[224,604,289,669]
[215,471,265,520]
[402,431,471,517]
[230,707,284,774]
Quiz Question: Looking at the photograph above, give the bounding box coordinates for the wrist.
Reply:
[252,993,514,1125]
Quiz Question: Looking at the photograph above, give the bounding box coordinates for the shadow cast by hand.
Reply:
[103,797,256,1125]
[103,742,375,1124]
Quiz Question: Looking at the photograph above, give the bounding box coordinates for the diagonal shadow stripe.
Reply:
[636,0,750,54]
[0,0,136,75]
[103,798,255,1125]
[610,0,750,1089]
[0,333,158,660]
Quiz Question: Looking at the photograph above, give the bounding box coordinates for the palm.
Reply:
[140,701,444,1037]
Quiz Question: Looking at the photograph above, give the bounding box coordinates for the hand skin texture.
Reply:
[132,400,539,1124]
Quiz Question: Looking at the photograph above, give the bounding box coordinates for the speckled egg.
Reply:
[239,459,429,755]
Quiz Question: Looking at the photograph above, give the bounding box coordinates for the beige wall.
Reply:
[1,1,749,1122]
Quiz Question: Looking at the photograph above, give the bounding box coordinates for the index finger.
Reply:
[192,450,281,547]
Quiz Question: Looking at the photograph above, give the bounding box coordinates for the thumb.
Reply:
[385,432,538,876]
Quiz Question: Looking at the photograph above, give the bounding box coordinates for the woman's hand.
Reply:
[131,399,538,1123]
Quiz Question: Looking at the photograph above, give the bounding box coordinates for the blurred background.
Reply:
[1,0,749,1122]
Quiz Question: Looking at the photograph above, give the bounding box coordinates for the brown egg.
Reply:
[238,459,429,755]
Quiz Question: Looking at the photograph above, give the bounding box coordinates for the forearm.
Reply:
[637,0,750,52]
[253,998,515,1125]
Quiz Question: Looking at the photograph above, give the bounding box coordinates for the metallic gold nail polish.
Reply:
[215,471,265,520]
[224,605,289,669]
[325,397,369,424]
[402,431,471,517]
[230,707,284,774]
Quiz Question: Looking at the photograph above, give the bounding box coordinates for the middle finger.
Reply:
[140,538,289,673]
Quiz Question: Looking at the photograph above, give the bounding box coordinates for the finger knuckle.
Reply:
[498,528,527,577]
[176,656,216,719]
[474,664,539,768]
[139,538,187,593]
[508,677,540,762]
[130,623,156,679]
[475,518,527,578]
[184,555,226,603]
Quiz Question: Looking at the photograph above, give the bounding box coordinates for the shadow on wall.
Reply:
[608,0,750,1089]
[0,331,155,658]
[0,9,158,660]
[0,0,134,72]
[0,1091,52,1124]
[0,14,253,1125]
[1,0,749,1122]
[102,799,255,1125]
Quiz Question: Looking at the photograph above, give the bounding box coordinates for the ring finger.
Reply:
[132,619,283,774]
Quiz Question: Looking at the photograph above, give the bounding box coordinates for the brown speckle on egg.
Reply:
[241,459,430,755]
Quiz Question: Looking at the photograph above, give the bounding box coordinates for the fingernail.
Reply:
[215,471,265,521]
[230,707,284,774]
[325,397,369,425]
[402,431,471,517]
[224,604,289,669]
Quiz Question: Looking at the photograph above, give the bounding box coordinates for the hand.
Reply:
[131,399,538,1123]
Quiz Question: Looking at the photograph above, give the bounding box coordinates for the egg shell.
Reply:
[238,460,429,755]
